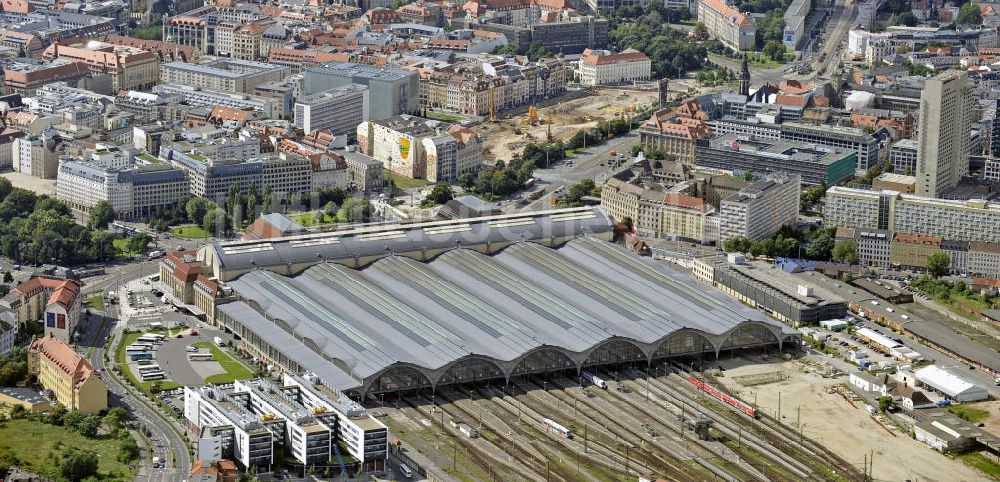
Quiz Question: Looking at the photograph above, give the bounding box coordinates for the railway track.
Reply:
[625,368,816,481]
[448,385,620,482]
[511,379,691,481]
[656,370,864,481]
[552,375,770,482]
[403,393,546,481]
[463,384,659,482]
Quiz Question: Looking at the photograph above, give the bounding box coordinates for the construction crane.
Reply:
[523,105,538,125]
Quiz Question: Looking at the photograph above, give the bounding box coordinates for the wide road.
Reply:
[81,275,191,482]
[509,132,640,212]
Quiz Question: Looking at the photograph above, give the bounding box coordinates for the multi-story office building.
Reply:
[940,239,969,275]
[185,375,389,471]
[184,385,275,471]
[357,115,481,182]
[889,138,918,175]
[916,71,972,197]
[1,58,88,95]
[13,131,62,179]
[294,85,369,136]
[165,148,312,202]
[698,0,756,52]
[577,48,651,86]
[153,84,283,118]
[304,63,419,121]
[27,334,106,414]
[708,119,887,171]
[56,154,189,220]
[281,374,389,467]
[824,186,1000,243]
[43,40,160,91]
[968,242,1000,278]
[160,59,289,94]
[695,133,856,185]
[719,173,800,241]
[336,149,385,193]
[162,5,262,55]
[985,157,1000,183]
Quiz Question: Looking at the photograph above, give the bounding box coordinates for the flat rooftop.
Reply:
[726,260,845,308]
[707,133,854,166]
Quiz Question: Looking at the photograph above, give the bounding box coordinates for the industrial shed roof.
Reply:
[208,206,614,277]
[222,236,796,393]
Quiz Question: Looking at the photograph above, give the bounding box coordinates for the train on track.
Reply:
[581,371,608,389]
[688,376,757,418]
[541,418,573,438]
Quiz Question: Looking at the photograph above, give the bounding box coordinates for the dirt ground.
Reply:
[479,88,659,162]
[1,171,56,196]
[714,358,986,482]
[973,399,1000,436]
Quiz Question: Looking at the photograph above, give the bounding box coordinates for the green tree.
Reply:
[832,239,860,264]
[186,197,214,225]
[202,208,219,234]
[0,348,26,386]
[724,236,752,254]
[337,198,373,224]
[2,271,11,283]
[805,231,835,260]
[762,40,786,61]
[957,2,982,24]
[878,395,895,412]
[526,40,550,61]
[492,44,519,55]
[103,407,131,431]
[117,436,139,463]
[894,12,919,26]
[927,252,951,278]
[127,233,152,256]
[76,415,101,438]
[61,448,99,481]
[621,216,634,232]
[88,201,115,230]
[458,173,474,189]
[48,403,68,426]
[63,409,87,433]
[423,182,454,206]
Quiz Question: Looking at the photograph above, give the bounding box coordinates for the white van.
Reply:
[398,464,413,478]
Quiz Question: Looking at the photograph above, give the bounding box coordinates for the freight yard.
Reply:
[377,359,865,482]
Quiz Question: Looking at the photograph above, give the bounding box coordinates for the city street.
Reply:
[76,270,192,482]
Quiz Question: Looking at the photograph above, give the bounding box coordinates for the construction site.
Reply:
[478,87,661,162]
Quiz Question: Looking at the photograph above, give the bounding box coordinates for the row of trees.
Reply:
[606,4,713,78]
[723,226,861,263]
[555,179,601,207]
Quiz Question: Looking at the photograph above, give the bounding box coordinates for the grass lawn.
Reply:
[294,212,336,227]
[114,332,180,393]
[194,341,255,384]
[112,238,132,257]
[385,170,430,190]
[0,419,133,481]
[84,295,105,311]
[958,451,1000,480]
[426,111,463,122]
[948,404,992,424]
[171,225,210,239]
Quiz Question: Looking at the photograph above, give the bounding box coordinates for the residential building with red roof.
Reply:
[639,104,711,164]
[697,0,755,52]
[28,334,107,413]
[577,48,651,86]
[2,276,81,343]
[159,250,222,320]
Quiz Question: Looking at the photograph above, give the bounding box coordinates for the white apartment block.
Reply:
[184,385,275,471]
[985,157,1000,182]
[577,48,651,86]
[719,173,800,241]
[864,33,894,66]
[0,313,16,357]
[969,242,1000,278]
[56,152,189,220]
[824,186,1000,243]
[294,85,369,137]
[160,59,290,94]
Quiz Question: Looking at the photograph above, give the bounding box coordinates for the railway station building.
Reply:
[190,207,800,399]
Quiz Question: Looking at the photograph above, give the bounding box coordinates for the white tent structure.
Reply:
[915,365,988,402]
